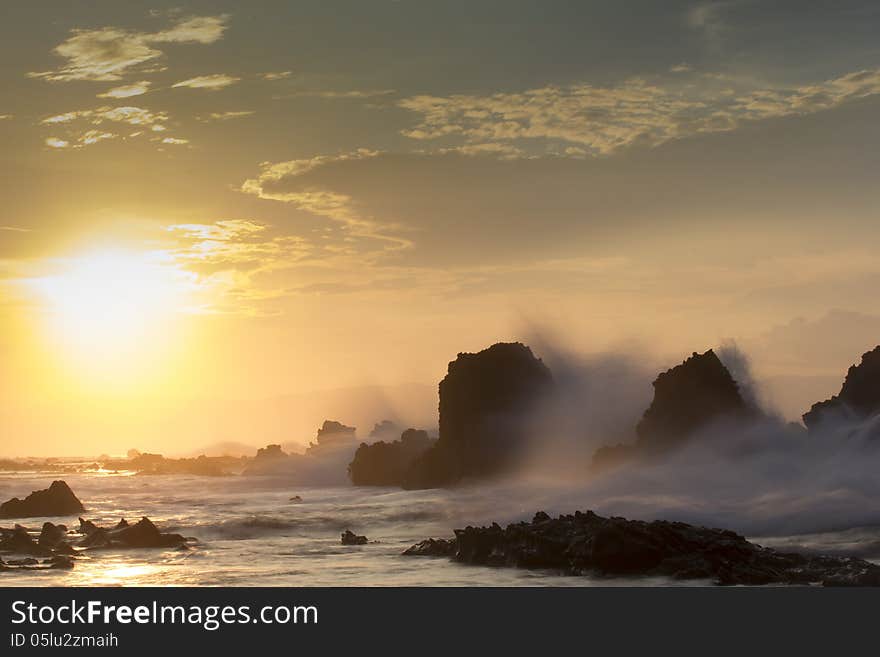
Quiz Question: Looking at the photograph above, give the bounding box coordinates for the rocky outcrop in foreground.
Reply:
[404,343,553,489]
[0,480,85,519]
[593,350,754,468]
[1,516,190,573]
[403,510,880,586]
[803,345,880,430]
[348,429,435,486]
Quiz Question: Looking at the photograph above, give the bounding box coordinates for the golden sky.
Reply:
[2,2,880,455]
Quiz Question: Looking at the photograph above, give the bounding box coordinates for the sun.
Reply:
[26,248,196,378]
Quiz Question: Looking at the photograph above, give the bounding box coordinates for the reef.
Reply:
[404,510,880,586]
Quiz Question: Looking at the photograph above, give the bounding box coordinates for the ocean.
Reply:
[2,470,879,586]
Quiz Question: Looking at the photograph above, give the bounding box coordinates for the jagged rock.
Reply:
[113,518,129,530]
[592,350,755,468]
[405,343,554,489]
[349,429,435,486]
[636,350,752,447]
[0,481,85,519]
[402,538,456,557]
[803,346,880,429]
[77,517,186,549]
[403,510,880,586]
[78,517,99,535]
[0,526,52,556]
[38,522,66,548]
[289,495,303,503]
[341,530,368,545]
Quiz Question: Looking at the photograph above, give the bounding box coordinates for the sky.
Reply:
[2,1,880,455]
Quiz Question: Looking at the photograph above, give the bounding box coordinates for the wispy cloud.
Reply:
[0,114,12,121]
[241,149,412,252]
[285,89,396,99]
[41,106,170,148]
[97,81,151,98]
[398,68,880,157]
[197,110,255,122]
[172,74,240,91]
[29,15,229,82]
[261,71,292,80]
[160,137,188,145]
[42,106,168,127]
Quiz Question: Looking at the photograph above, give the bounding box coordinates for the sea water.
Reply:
[2,471,878,586]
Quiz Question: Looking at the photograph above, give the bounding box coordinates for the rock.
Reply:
[403,510,880,586]
[77,517,186,549]
[0,526,52,556]
[349,429,435,486]
[402,538,456,557]
[115,517,186,548]
[592,350,756,468]
[636,350,753,447]
[0,481,85,519]
[289,496,303,503]
[6,557,39,565]
[368,420,401,441]
[803,345,880,429]
[306,421,357,457]
[78,517,99,535]
[405,343,554,489]
[38,522,66,548]
[46,555,74,569]
[341,530,368,545]
[113,518,129,530]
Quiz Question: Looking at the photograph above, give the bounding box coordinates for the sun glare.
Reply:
[27,249,195,378]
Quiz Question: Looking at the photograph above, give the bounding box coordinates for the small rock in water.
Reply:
[341,530,368,545]
[289,495,303,503]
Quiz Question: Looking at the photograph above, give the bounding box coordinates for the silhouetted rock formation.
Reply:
[404,510,880,586]
[803,346,880,430]
[306,420,357,456]
[77,517,186,549]
[404,343,553,489]
[0,480,85,519]
[369,420,401,441]
[244,421,359,483]
[593,350,754,468]
[349,429,435,486]
[637,350,751,446]
[341,530,368,545]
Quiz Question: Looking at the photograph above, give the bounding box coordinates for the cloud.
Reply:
[198,110,255,122]
[261,71,292,80]
[239,149,411,252]
[0,114,12,120]
[398,67,880,157]
[172,74,240,91]
[164,219,313,314]
[97,81,151,98]
[285,89,397,99]
[0,226,30,232]
[42,106,168,127]
[29,15,229,82]
[40,106,169,148]
[160,137,188,145]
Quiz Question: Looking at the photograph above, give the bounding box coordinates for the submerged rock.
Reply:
[341,530,368,545]
[803,345,880,430]
[349,429,435,486]
[0,480,85,519]
[405,342,553,489]
[0,526,53,556]
[403,510,880,586]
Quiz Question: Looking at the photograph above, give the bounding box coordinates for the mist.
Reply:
[492,337,880,541]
